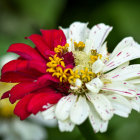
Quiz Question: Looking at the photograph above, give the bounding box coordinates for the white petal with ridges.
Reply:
[88,102,108,133]
[104,64,140,81]
[102,81,137,97]
[55,94,77,121]
[92,59,105,74]
[107,94,132,117]
[58,119,75,132]
[103,62,129,79]
[88,23,112,52]
[104,37,140,72]
[69,22,89,42]
[85,78,103,93]
[42,105,55,120]
[70,96,89,125]
[86,93,113,121]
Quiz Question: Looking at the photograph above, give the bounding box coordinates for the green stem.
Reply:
[78,119,98,140]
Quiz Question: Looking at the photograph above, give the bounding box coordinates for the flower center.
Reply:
[46,41,103,86]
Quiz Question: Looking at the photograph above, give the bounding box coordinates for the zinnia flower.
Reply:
[1,22,140,133]
[1,29,74,120]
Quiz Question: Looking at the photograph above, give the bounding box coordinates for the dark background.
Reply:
[0,0,140,140]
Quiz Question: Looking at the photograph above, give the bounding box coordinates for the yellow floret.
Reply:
[80,67,96,82]
[68,70,80,84]
[74,41,85,49]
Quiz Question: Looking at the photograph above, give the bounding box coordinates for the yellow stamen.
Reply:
[80,67,96,82]
[89,50,102,64]
[52,67,68,82]
[54,43,69,55]
[68,70,80,84]
[74,41,85,49]
[46,54,65,73]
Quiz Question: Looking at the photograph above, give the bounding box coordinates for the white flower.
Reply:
[42,22,140,133]
[0,118,47,140]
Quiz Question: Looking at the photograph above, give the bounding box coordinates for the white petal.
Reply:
[70,96,89,125]
[102,81,137,97]
[69,22,89,42]
[70,79,82,90]
[58,119,75,132]
[130,96,140,112]
[42,105,55,120]
[128,79,140,84]
[99,42,108,62]
[88,23,112,52]
[104,64,140,81]
[104,37,140,72]
[86,93,113,121]
[107,94,132,117]
[103,62,129,80]
[67,38,75,52]
[55,94,77,121]
[88,102,108,133]
[59,27,69,39]
[92,59,105,74]
[12,119,46,140]
[85,78,103,93]
[75,78,82,87]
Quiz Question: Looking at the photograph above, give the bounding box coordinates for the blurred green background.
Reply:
[0,0,140,140]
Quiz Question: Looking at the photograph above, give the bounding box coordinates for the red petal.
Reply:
[1,72,35,83]
[28,34,50,58]
[37,74,59,85]
[14,94,35,120]
[41,29,66,50]
[2,59,46,74]
[1,91,10,99]
[9,82,37,104]
[9,74,59,103]
[8,43,45,62]
[27,90,62,114]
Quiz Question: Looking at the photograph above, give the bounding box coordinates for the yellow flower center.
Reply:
[46,43,103,85]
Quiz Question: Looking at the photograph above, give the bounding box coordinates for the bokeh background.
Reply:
[0,0,140,140]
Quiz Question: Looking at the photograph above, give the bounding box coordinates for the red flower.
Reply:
[1,29,74,120]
